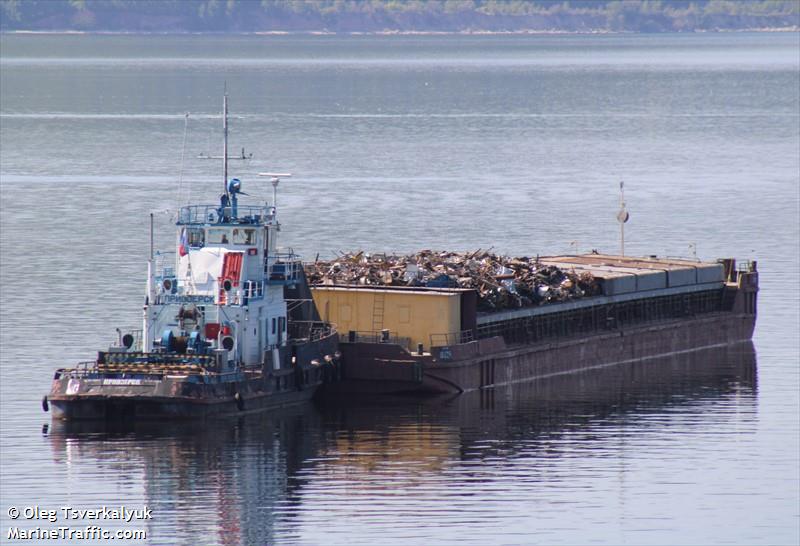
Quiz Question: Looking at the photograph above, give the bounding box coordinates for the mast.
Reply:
[196,90,250,172]
[223,91,229,198]
[620,181,625,256]
[150,212,154,262]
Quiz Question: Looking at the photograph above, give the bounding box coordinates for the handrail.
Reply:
[430,330,475,347]
[109,329,143,351]
[265,252,303,284]
[177,204,271,225]
[289,320,338,343]
[341,330,411,350]
[243,280,264,299]
[737,260,755,272]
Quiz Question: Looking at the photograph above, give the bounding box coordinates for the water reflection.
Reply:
[46,342,756,546]
[47,405,326,546]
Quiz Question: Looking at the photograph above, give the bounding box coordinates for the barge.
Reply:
[314,253,758,394]
[44,95,338,420]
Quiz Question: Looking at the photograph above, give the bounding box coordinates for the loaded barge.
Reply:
[45,95,338,420]
[312,253,758,394]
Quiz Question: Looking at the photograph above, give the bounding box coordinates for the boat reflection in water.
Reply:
[46,342,756,545]
[46,404,326,546]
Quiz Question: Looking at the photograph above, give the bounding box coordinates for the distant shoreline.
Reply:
[3,27,799,36]
[4,0,796,37]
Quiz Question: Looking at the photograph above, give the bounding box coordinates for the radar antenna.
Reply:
[258,172,292,210]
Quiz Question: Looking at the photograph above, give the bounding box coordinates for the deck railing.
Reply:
[177,204,271,225]
[109,329,143,351]
[341,330,411,351]
[429,330,474,348]
[243,280,264,300]
[289,321,338,343]
[265,252,302,285]
[475,288,725,346]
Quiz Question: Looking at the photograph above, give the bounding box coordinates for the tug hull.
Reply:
[48,333,340,421]
[48,387,318,420]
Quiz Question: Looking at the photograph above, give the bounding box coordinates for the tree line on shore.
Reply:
[1,0,798,33]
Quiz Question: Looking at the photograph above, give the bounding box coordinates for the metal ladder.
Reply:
[371,291,385,332]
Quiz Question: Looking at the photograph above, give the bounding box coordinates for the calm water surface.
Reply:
[1,33,798,545]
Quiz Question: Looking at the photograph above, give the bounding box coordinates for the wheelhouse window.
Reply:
[233,228,255,245]
[207,228,230,244]
[187,228,205,248]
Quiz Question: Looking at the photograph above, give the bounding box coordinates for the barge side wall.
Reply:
[422,312,755,393]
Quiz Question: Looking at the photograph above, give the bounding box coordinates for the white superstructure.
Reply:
[141,95,300,370]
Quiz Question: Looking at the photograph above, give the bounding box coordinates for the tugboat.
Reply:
[44,94,339,420]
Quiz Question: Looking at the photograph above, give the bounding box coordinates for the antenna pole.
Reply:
[258,172,293,213]
[150,212,154,261]
[620,181,625,256]
[616,181,630,257]
[146,211,155,308]
[223,90,229,197]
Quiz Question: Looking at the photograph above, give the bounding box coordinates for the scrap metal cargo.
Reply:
[305,250,601,311]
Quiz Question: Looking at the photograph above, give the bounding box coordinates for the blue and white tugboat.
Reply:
[45,95,339,420]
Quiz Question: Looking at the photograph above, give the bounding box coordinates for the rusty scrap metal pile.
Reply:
[304,250,600,311]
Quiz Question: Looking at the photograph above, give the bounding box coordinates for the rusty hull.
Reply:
[325,266,758,395]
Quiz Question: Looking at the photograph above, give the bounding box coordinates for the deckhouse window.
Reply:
[208,228,230,244]
[233,228,255,245]
[187,228,205,248]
